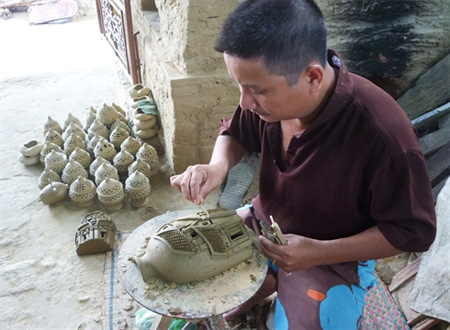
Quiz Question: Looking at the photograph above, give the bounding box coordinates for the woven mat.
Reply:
[361,274,410,330]
[102,231,141,330]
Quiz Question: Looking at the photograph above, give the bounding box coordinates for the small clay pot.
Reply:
[63,133,87,157]
[96,103,118,127]
[44,149,68,174]
[40,182,69,205]
[93,139,116,162]
[69,147,91,169]
[97,177,124,212]
[20,140,44,157]
[18,154,40,166]
[38,167,61,190]
[89,156,110,178]
[69,176,97,208]
[136,143,159,174]
[63,113,83,131]
[61,160,88,185]
[84,107,97,131]
[44,128,64,147]
[43,116,62,135]
[94,162,119,186]
[40,142,63,165]
[120,136,141,156]
[109,127,130,150]
[128,158,152,181]
[125,171,151,208]
[62,122,86,142]
[87,119,109,140]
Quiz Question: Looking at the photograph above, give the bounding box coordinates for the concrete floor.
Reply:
[0,12,220,329]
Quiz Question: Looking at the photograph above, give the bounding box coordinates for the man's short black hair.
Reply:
[215,0,327,85]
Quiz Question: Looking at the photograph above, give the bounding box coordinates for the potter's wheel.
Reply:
[118,210,268,319]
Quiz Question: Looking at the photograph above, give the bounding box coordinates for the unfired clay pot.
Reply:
[87,134,105,158]
[18,154,40,166]
[44,149,68,174]
[88,119,109,140]
[43,116,62,135]
[94,162,119,186]
[94,139,116,162]
[110,118,131,134]
[61,160,88,185]
[40,142,63,165]
[62,122,86,142]
[128,158,152,181]
[120,136,141,156]
[96,103,118,127]
[89,156,110,178]
[125,170,151,208]
[69,147,91,169]
[109,127,130,150]
[63,133,87,156]
[44,128,64,147]
[38,167,61,190]
[40,182,69,205]
[97,177,124,212]
[136,143,159,174]
[112,149,134,178]
[63,113,83,131]
[128,84,150,99]
[84,107,97,131]
[69,176,97,208]
[112,102,126,117]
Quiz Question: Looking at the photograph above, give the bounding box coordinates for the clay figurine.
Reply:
[133,208,254,283]
[75,211,116,255]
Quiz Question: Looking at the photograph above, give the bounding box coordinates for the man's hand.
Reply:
[170,163,227,205]
[259,234,322,273]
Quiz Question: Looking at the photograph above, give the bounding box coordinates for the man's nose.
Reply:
[239,87,258,110]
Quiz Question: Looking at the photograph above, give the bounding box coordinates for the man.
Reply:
[170,0,436,328]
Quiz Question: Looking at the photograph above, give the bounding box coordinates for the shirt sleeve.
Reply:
[219,105,264,154]
[369,149,436,252]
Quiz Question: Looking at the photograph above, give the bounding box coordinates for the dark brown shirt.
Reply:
[220,50,436,252]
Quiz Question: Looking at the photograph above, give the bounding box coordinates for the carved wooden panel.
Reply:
[95,0,139,84]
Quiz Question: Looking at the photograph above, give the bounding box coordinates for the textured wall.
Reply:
[131,0,240,173]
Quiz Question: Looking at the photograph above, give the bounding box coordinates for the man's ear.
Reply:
[305,63,324,93]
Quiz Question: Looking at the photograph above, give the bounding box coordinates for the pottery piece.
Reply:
[110,119,131,134]
[40,182,69,205]
[112,103,126,117]
[87,134,105,158]
[18,154,40,166]
[97,177,124,212]
[44,149,68,174]
[40,142,63,165]
[68,147,91,169]
[136,143,159,174]
[75,211,117,255]
[135,128,158,139]
[96,103,118,127]
[94,162,119,186]
[20,140,44,157]
[84,107,97,131]
[128,158,152,180]
[112,149,134,178]
[89,156,110,178]
[38,167,61,190]
[93,139,116,162]
[63,112,83,131]
[133,115,157,130]
[125,170,151,208]
[130,96,151,109]
[87,119,109,140]
[63,133,87,156]
[128,84,150,99]
[120,136,141,156]
[61,159,88,185]
[133,108,154,121]
[133,208,254,283]
[43,116,63,135]
[109,127,130,150]
[62,122,86,141]
[69,176,97,208]
[44,128,64,147]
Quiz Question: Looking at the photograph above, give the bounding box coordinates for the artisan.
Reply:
[170,0,437,329]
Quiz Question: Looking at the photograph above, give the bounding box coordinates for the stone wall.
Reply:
[131,0,240,174]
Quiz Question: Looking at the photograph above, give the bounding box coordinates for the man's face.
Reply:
[224,53,317,123]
